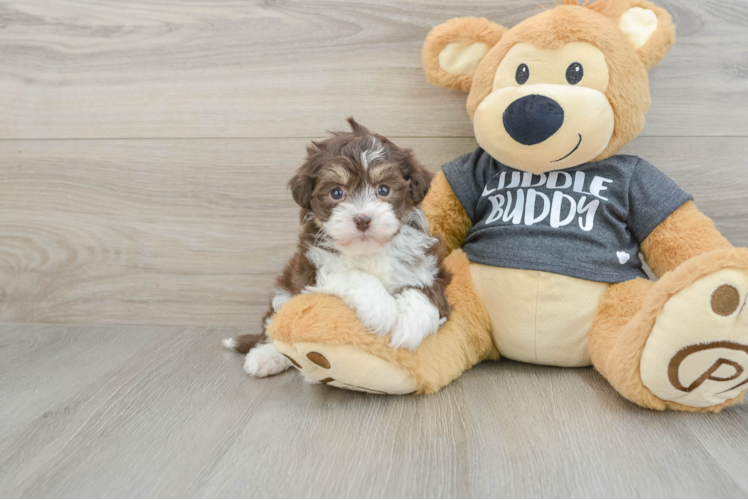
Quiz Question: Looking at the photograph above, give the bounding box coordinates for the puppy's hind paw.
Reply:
[244,343,293,377]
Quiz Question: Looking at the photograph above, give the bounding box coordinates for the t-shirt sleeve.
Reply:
[627,157,693,243]
[440,149,490,223]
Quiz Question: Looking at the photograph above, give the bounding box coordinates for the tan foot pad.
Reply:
[641,269,748,407]
[273,341,418,395]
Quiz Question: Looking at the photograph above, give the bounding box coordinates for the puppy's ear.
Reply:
[406,154,434,205]
[288,144,318,209]
[288,170,315,209]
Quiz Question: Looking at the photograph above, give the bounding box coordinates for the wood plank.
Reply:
[1,137,746,326]
[0,324,746,497]
[0,324,471,498]
[460,362,746,498]
[0,137,476,326]
[0,0,746,139]
[0,324,180,446]
[0,323,276,497]
[680,403,748,493]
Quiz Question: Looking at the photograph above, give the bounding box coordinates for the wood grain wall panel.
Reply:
[1,137,745,326]
[0,0,746,139]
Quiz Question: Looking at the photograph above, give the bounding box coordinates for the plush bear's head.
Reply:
[423,0,675,173]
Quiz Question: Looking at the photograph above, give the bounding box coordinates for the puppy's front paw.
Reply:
[389,289,441,351]
[244,343,293,377]
[355,295,398,336]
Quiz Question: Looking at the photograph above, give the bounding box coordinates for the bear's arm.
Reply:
[422,171,473,252]
[640,201,733,278]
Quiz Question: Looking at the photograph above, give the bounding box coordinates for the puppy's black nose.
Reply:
[354,215,372,232]
[503,94,564,146]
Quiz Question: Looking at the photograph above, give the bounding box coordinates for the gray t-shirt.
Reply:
[442,149,692,283]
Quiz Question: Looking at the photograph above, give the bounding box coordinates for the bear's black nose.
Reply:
[503,94,564,146]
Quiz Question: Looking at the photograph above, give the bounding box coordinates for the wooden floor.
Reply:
[1,0,748,497]
[1,323,747,498]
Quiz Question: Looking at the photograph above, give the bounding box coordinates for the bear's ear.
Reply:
[423,17,505,92]
[608,0,675,69]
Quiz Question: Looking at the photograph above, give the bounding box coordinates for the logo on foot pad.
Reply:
[668,341,748,395]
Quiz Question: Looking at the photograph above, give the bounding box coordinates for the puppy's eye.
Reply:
[377,185,390,197]
[566,63,583,85]
[331,187,345,200]
[516,64,529,85]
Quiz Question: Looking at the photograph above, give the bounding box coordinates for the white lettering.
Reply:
[502,189,525,224]
[577,196,600,231]
[573,171,592,195]
[482,172,507,197]
[480,169,612,231]
[589,176,613,201]
[525,189,551,225]
[496,172,507,190]
[486,194,505,224]
[496,172,506,189]
[546,171,572,189]
[521,172,547,188]
[506,171,521,189]
[550,191,577,228]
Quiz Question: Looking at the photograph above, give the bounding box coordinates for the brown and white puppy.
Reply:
[224,118,451,377]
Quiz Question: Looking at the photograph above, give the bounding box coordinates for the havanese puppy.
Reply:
[223,118,451,378]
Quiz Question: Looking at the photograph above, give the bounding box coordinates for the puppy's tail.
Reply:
[222,334,266,354]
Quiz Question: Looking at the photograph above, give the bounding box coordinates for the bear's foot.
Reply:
[274,341,418,395]
[641,267,748,408]
[266,250,498,395]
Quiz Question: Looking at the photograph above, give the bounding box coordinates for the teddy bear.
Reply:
[267,0,748,412]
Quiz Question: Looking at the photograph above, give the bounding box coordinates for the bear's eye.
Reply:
[515,64,529,85]
[377,185,391,197]
[566,63,584,85]
[331,187,345,200]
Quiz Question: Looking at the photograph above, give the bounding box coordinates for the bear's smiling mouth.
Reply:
[551,134,583,163]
